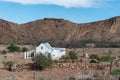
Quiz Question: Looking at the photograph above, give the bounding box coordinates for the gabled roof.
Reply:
[42,42,53,49]
[37,42,65,51]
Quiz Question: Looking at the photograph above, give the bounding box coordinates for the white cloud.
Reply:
[0,0,112,8]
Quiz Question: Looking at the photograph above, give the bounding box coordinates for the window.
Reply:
[60,50,64,52]
[41,46,43,49]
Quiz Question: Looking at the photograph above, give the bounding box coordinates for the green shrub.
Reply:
[60,55,66,59]
[111,69,120,75]
[69,76,75,80]
[1,50,7,54]
[21,47,28,52]
[90,54,101,61]
[68,51,78,60]
[100,55,113,62]
[7,44,20,52]
[60,51,78,60]
[3,56,7,60]
[93,72,99,78]
[90,54,113,62]
[3,61,15,71]
[39,77,46,80]
[60,55,70,60]
[32,53,53,70]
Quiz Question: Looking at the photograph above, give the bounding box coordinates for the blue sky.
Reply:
[0,0,120,24]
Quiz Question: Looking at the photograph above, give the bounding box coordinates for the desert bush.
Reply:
[100,55,113,62]
[39,77,46,80]
[115,61,119,67]
[21,47,28,52]
[96,65,105,70]
[60,55,66,59]
[3,56,7,60]
[111,69,120,75]
[69,76,75,80]
[90,54,101,61]
[7,44,20,52]
[3,61,15,71]
[68,51,78,60]
[60,55,70,60]
[32,53,53,70]
[1,50,7,54]
[90,54,113,62]
[93,72,99,78]
[60,51,78,60]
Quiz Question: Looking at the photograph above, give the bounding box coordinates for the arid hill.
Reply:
[0,16,120,47]
[0,19,27,44]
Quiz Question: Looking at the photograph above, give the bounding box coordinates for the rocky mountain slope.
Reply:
[0,19,27,44]
[0,16,120,46]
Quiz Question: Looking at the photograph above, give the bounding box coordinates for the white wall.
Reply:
[36,44,52,55]
[34,43,66,60]
[24,50,35,59]
[51,49,66,60]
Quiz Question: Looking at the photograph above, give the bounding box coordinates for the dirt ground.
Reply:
[0,53,84,80]
[0,45,80,80]
[0,45,119,80]
[0,53,118,80]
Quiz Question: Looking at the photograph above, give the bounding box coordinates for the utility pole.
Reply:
[33,64,35,80]
[109,59,113,74]
[82,48,85,57]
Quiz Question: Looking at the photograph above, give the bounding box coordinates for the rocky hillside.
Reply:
[0,16,120,47]
[0,19,27,44]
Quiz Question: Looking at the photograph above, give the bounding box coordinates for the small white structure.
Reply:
[24,42,66,60]
[85,54,89,58]
[24,50,35,59]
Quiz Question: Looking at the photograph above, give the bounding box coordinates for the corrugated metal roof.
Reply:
[53,48,66,50]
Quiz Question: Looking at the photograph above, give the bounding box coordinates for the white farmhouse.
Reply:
[24,42,66,60]
[35,43,66,60]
